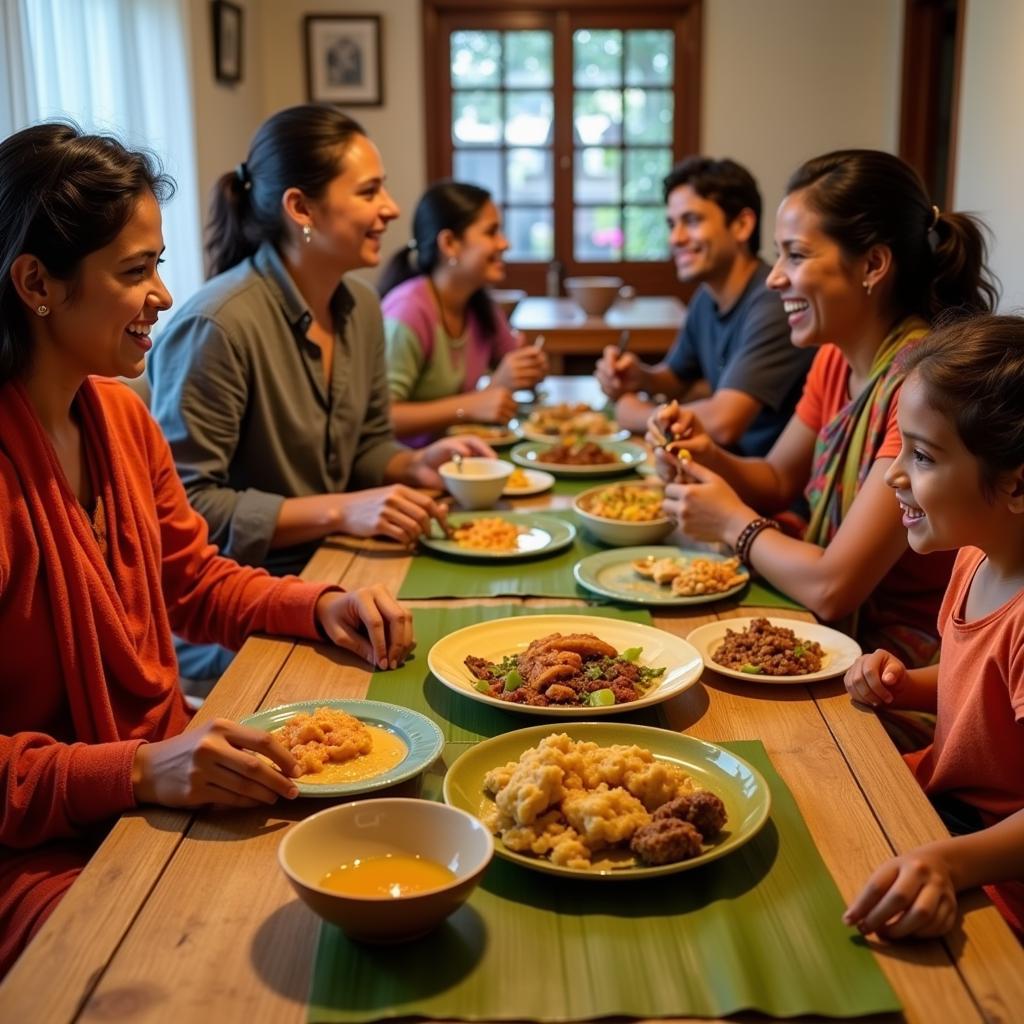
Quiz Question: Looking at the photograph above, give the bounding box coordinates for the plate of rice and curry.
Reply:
[427,613,704,717]
[240,699,444,797]
[685,617,862,684]
[419,511,576,561]
[510,439,647,477]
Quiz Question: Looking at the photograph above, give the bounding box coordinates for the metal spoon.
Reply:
[452,452,463,473]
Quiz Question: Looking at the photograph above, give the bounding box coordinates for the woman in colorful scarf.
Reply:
[0,123,414,976]
[378,181,547,446]
[650,150,997,665]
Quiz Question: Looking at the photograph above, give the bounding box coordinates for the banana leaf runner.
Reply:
[398,511,804,610]
[306,605,900,1021]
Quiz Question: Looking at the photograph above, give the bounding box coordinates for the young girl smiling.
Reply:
[843,314,1024,939]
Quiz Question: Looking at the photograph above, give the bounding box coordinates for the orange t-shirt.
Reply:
[794,345,953,661]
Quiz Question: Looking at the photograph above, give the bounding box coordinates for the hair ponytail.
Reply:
[377,242,419,298]
[203,104,365,280]
[787,150,998,323]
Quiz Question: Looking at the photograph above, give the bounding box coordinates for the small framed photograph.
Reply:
[212,0,243,84]
[305,15,383,107]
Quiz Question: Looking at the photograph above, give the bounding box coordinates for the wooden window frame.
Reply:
[423,0,702,295]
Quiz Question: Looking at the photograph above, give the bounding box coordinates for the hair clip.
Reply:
[927,204,942,252]
[235,162,252,191]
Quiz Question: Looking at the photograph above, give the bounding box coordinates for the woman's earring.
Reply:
[447,256,458,267]
[303,224,312,245]
[36,304,49,317]
[862,280,873,296]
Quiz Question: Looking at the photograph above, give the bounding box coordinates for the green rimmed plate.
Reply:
[419,511,576,561]
[510,440,647,477]
[443,722,771,879]
[239,699,443,798]
[574,545,750,606]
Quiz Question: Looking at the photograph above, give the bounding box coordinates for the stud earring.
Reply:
[447,256,458,267]
[862,280,873,296]
[36,304,49,317]
[303,224,312,245]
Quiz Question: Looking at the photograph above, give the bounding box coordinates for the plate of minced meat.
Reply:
[427,614,704,717]
[685,617,862,684]
[442,722,770,879]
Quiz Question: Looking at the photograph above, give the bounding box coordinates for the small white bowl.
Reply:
[439,457,514,510]
[278,798,493,944]
[564,276,624,317]
[573,482,673,546]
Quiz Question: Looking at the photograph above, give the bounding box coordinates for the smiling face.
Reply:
[665,185,749,287]
[307,134,399,272]
[447,200,509,288]
[767,189,868,349]
[885,371,997,554]
[42,189,171,380]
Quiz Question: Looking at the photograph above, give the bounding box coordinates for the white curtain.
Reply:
[0,0,203,309]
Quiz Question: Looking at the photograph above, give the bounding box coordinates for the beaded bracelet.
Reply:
[734,516,780,566]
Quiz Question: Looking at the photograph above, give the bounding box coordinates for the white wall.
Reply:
[703,0,903,258]
[955,0,1024,311]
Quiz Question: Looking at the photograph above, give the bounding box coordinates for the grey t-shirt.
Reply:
[666,261,811,457]
[149,242,404,578]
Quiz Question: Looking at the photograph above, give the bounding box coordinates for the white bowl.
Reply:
[564,276,624,317]
[573,482,673,545]
[278,798,493,943]
[439,457,514,510]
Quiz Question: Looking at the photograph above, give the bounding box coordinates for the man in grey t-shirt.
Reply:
[596,157,812,457]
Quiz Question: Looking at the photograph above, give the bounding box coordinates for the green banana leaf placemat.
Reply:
[366,604,663,742]
[308,737,899,1022]
[550,472,642,497]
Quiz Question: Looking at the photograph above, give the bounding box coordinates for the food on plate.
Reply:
[506,467,531,489]
[464,632,665,708]
[632,554,745,596]
[448,423,510,440]
[274,707,408,783]
[578,484,665,522]
[711,617,825,675]
[479,732,727,869]
[527,402,618,437]
[537,440,618,466]
[452,517,525,552]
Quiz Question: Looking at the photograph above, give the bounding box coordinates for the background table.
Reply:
[511,296,684,372]
[3,472,1024,1023]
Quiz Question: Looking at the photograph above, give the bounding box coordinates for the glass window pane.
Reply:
[507,148,552,204]
[454,149,504,204]
[505,31,552,87]
[624,88,672,144]
[625,206,670,261]
[573,89,622,146]
[575,206,623,261]
[451,31,501,88]
[574,147,621,204]
[573,29,622,87]
[452,91,502,146]
[504,206,553,261]
[624,148,672,203]
[505,91,553,146]
[625,30,673,86]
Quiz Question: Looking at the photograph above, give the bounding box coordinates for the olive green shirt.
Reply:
[150,242,404,576]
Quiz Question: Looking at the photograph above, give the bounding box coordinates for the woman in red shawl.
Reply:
[0,123,414,975]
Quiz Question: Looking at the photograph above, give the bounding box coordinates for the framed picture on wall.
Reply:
[212,0,243,84]
[305,15,383,107]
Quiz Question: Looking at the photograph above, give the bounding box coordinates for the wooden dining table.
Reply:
[510,295,684,372]
[3,381,1024,1023]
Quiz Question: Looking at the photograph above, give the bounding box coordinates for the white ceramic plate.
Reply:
[510,440,648,477]
[519,425,632,445]
[445,423,520,447]
[502,467,556,497]
[427,613,704,717]
[419,511,576,561]
[685,616,862,684]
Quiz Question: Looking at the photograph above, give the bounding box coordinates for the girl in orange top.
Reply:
[843,315,1024,939]
[0,124,414,975]
[650,150,996,664]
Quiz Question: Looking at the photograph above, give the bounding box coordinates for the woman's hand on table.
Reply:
[844,844,958,939]
[316,585,415,670]
[462,385,518,424]
[492,342,547,390]
[334,484,447,545]
[844,649,908,707]
[404,435,497,490]
[661,459,754,546]
[132,720,301,808]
